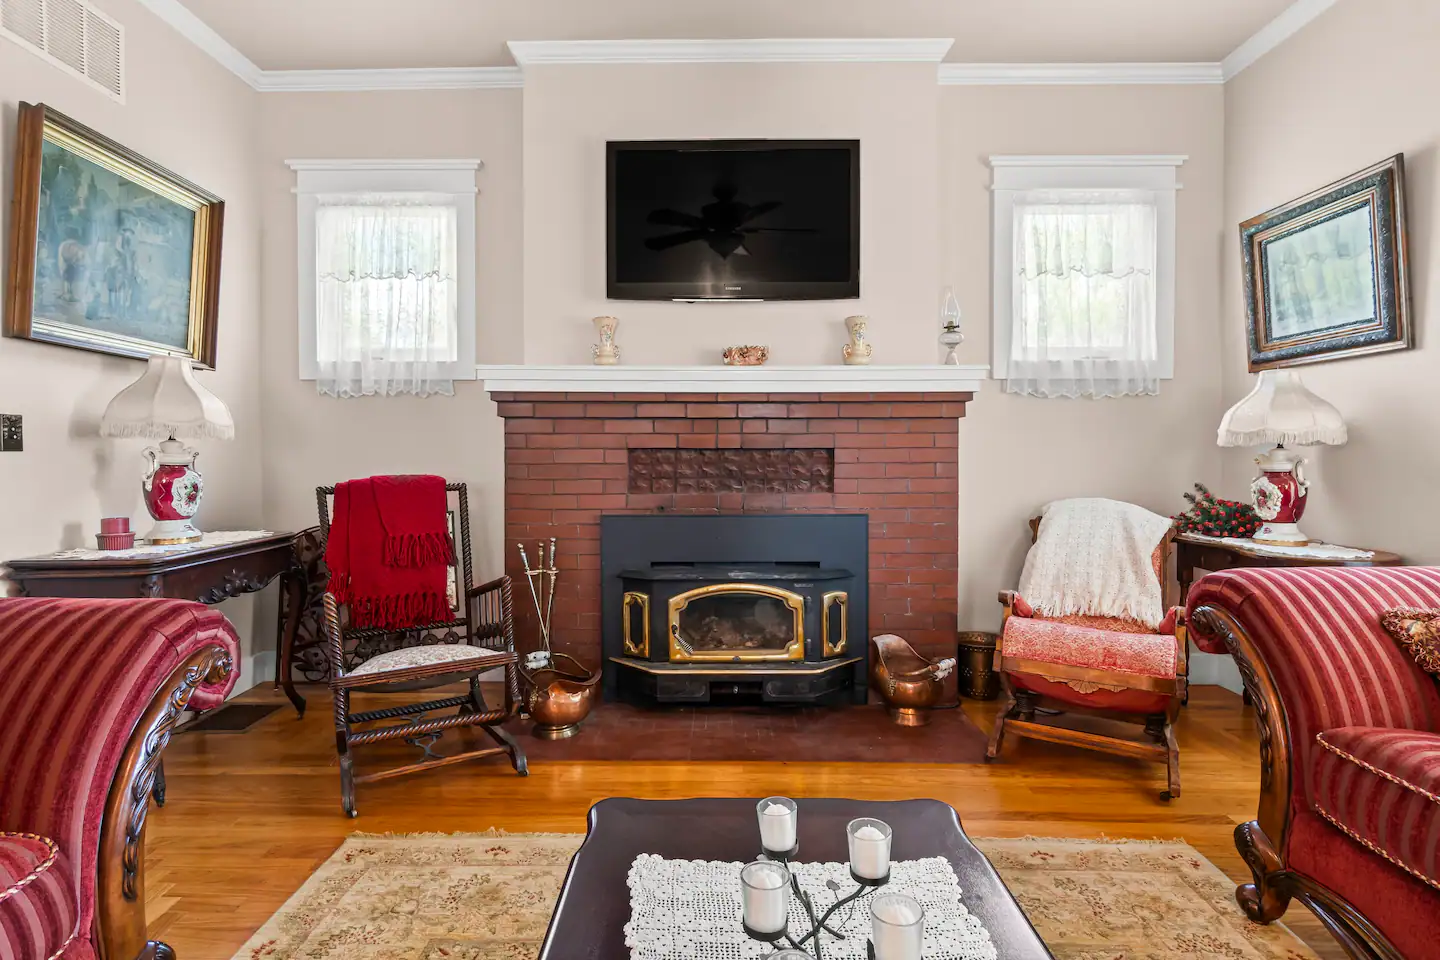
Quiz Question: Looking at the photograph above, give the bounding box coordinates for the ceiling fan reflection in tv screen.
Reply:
[606,139,860,302]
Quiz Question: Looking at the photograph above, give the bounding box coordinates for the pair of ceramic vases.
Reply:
[588,315,875,366]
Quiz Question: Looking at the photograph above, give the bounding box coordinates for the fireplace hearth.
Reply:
[602,514,868,705]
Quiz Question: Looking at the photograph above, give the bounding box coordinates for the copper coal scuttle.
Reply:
[869,634,955,727]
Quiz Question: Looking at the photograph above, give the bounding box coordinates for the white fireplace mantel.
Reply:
[475,364,990,394]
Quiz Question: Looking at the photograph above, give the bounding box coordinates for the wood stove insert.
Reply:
[602,514,868,705]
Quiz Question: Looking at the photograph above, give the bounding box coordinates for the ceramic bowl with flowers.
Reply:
[722,345,769,366]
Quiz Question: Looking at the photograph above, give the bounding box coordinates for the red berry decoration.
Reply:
[1172,482,1261,539]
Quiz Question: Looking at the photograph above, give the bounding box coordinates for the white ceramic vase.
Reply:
[592,316,620,365]
[842,316,873,366]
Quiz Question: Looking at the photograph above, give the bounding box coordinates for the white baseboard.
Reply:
[1189,648,1242,694]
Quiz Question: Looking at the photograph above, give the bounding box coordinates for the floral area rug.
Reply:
[235,833,1317,960]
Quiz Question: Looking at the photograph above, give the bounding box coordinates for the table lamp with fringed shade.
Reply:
[1217,369,1347,546]
[100,355,234,544]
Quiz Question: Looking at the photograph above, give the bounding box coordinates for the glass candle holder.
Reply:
[757,796,798,855]
[847,817,892,880]
[870,893,924,960]
[740,860,791,938]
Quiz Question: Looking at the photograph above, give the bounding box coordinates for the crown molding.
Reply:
[507,38,955,66]
[131,0,262,86]
[1222,0,1340,80]
[939,62,1223,86]
[255,66,523,92]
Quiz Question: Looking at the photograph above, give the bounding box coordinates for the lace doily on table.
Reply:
[30,530,278,562]
[624,854,997,960]
[1180,534,1374,561]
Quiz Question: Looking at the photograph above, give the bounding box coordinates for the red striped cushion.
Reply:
[0,598,240,946]
[1314,727,1440,890]
[1187,567,1440,806]
[0,833,80,960]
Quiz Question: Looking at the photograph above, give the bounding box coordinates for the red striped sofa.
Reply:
[1189,567,1440,960]
[0,598,239,960]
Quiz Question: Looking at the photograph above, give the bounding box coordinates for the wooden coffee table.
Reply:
[538,797,1052,959]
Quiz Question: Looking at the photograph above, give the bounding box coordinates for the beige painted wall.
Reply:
[256,90,524,612]
[1223,0,1439,565]
[521,63,941,364]
[0,1,265,674]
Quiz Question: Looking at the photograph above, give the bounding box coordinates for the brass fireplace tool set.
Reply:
[517,539,599,739]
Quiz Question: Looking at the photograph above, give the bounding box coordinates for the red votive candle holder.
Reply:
[100,517,130,534]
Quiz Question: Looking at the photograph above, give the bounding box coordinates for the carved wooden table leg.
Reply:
[277,566,307,716]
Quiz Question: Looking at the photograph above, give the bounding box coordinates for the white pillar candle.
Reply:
[740,861,790,935]
[871,894,924,960]
[759,801,796,852]
[847,818,892,880]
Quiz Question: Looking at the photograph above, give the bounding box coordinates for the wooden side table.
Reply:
[1176,534,1403,606]
[1176,534,1402,705]
[4,530,309,716]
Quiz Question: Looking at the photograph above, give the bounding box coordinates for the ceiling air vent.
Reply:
[1,0,125,102]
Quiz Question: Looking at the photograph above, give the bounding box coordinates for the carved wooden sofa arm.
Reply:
[0,598,240,960]
[1188,568,1440,960]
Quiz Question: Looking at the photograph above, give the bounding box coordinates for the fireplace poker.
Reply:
[543,537,558,654]
[517,543,552,668]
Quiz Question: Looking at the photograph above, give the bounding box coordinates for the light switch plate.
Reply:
[1,414,22,452]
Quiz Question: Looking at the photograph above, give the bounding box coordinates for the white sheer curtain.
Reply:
[315,193,459,398]
[1007,189,1160,399]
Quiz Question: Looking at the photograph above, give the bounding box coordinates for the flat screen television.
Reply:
[607,139,859,301]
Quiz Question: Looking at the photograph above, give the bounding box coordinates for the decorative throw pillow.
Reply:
[1379,607,1440,676]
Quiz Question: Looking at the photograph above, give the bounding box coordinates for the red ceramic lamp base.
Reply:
[1250,445,1311,547]
[143,437,205,545]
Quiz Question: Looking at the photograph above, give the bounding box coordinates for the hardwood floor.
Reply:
[146,683,1342,959]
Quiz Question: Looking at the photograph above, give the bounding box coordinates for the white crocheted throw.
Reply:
[1018,498,1172,628]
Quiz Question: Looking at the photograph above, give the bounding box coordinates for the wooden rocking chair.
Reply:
[988,509,1187,801]
[318,481,527,817]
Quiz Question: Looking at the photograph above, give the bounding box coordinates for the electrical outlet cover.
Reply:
[1,414,22,452]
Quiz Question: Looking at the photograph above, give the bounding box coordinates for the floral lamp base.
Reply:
[1250,445,1310,546]
[142,437,205,544]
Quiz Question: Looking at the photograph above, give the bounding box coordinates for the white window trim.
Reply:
[287,159,481,382]
[989,155,1184,383]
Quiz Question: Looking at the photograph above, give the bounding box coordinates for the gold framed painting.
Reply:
[4,102,224,368]
[1240,154,1410,371]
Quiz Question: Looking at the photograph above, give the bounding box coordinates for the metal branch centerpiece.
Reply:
[742,798,926,960]
[517,539,599,738]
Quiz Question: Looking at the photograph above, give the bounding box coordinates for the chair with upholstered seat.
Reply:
[988,503,1187,801]
[318,481,526,817]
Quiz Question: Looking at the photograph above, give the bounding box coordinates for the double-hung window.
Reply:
[290,161,479,398]
[991,157,1183,398]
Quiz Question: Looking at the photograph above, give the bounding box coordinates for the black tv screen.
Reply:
[607,140,859,301]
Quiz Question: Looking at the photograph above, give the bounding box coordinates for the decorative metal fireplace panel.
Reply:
[601,514,869,705]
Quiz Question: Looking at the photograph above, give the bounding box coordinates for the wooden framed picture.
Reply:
[4,102,224,368]
[1240,155,1410,371]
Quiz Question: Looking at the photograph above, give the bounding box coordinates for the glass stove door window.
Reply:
[314,194,459,397]
[1010,190,1160,398]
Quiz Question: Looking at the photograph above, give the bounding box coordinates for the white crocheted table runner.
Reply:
[28,530,277,562]
[1180,534,1375,561]
[624,853,998,960]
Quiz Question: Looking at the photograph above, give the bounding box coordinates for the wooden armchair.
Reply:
[318,481,526,818]
[988,511,1188,801]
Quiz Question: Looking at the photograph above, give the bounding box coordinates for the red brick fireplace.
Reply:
[492,387,973,676]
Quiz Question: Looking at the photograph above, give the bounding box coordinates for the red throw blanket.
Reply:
[325,475,455,630]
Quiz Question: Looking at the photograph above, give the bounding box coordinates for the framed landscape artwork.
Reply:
[1240,154,1410,371]
[4,102,224,368]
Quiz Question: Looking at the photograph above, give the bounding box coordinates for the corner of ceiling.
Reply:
[1221,0,1342,81]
